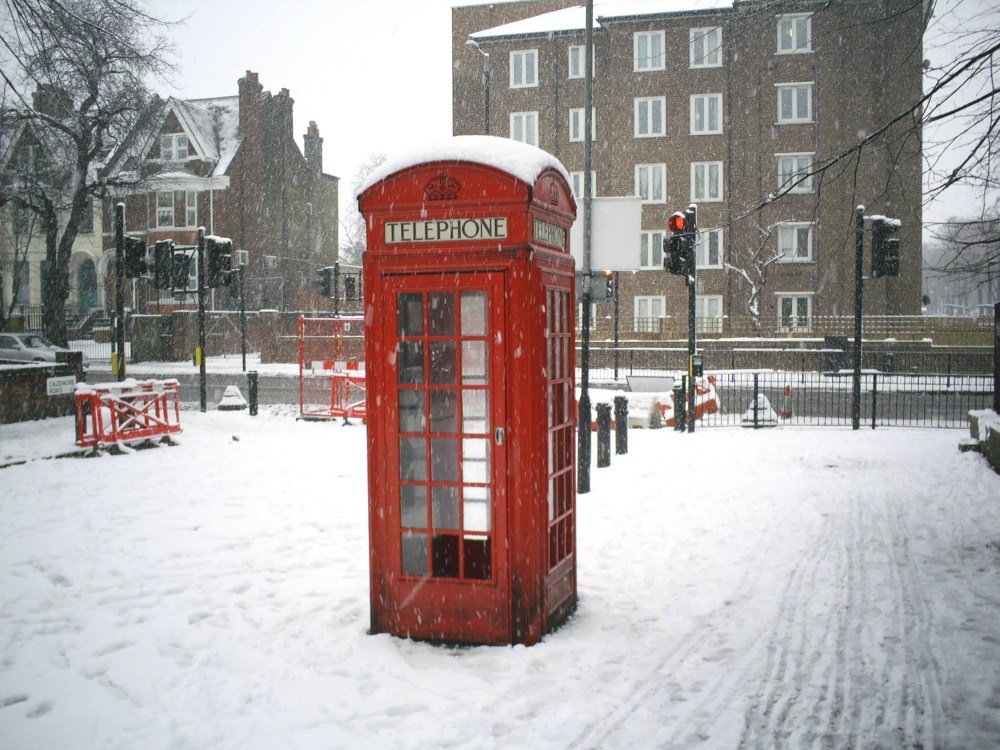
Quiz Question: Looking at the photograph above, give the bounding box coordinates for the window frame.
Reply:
[634,96,666,138]
[777,14,812,55]
[156,191,175,228]
[568,45,594,79]
[634,295,666,333]
[690,27,722,68]
[696,228,724,269]
[510,49,539,88]
[635,163,666,204]
[696,295,724,334]
[639,230,666,269]
[776,293,814,333]
[776,153,814,194]
[569,107,594,142]
[776,222,814,263]
[634,30,665,72]
[510,111,539,146]
[691,161,723,203]
[159,133,189,162]
[776,82,813,124]
[690,93,723,135]
[570,171,597,199]
[185,190,198,227]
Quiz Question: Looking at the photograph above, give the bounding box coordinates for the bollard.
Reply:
[247,370,259,416]
[673,380,687,432]
[614,395,628,454]
[596,403,612,468]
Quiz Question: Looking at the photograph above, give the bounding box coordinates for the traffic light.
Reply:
[123,237,147,278]
[206,236,234,288]
[317,267,332,297]
[343,274,358,301]
[172,252,191,292]
[153,240,173,289]
[603,269,616,299]
[871,217,901,278]
[664,212,690,276]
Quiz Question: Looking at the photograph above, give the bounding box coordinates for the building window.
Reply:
[696,228,723,268]
[510,50,538,88]
[570,171,596,199]
[696,295,723,333]
[691,162,723,202]
[777,293,813,332]
[640,230,665,269]
[157,191,174,228]
[777,14,812,54]
[690,27,722,68]
[160,133,189,161]
[776,83,813,123]
[568,45,594,79]
[777,153,814,194]
[569,108,594,142]
[235,249,249,267]
[80,197,94,234]
[510,112,538,146]
[185,191,197,227]
[12,201,32,236]
[635,163,666,204]
[634,296,665,333]
[690,93,722,134]
[777,223,814,262]
[634,97,666,138]
[17,144,42,174]
[634,31,664,71]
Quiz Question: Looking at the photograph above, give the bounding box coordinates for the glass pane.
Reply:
[398,389,425,432]
[401,485,427,528]
[461,291,487,336]
[430,389,458,433]
[429,341,457,385]
[399,437,427,481]
[461,341,488,385]
[432,486,460,530]
[462,390,489,434]
[464,536,491,580]
[463,438,490,484]
[432,534,460,578]
[428,292,456,336]
[781,90,792,120]
[398,293,423,336]
[398,341,424,385]
[463,486,491,531]
[401,532,428,576]
[797,88,808,118]
[431,438,459,482]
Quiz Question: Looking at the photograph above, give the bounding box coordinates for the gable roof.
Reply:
[168,96,242,176]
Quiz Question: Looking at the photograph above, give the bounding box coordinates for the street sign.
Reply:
[46,375,76,396]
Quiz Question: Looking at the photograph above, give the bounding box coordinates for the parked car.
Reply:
[0,332,90,372]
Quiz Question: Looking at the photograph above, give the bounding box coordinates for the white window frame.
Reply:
[160,133,189,161]
[634,30,665,72]
[776,153,814,194]
[776,82,813,123]
[185,190,197,227]
[691,161,723,202]
[634,97,666,138]
[156,191,174,228]
[510,49,538,88]
[690,27,722,68]
[235,249,249,267]
[568,45,594,79]
[776,293,813,333]
[510,111,539,146]
[570,171,597,199]
[635,163,666,204]
[696,228,724,268]
[777,14,812,55]
[696,295,724,333]
[569,108,595,142]
[777,223,814,262]
[634,296,666,333]
[640,230,666,269]
[690,93,723,135]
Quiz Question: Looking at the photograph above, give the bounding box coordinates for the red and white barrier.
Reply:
[75,379,182,450]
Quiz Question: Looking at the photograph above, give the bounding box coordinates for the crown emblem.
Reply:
[424,172,462,201]
[548,180,559,205]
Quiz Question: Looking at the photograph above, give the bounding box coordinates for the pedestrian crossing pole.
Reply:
[197,227,207,412]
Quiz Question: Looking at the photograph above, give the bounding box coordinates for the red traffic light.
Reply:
[668,212,686,233]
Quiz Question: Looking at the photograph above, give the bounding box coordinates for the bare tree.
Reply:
[0,0,174,343]
[724,223,785,336]
[925,206,1000,311]
[339,152,386,266]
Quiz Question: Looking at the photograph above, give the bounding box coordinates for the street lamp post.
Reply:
[465,39,490,135]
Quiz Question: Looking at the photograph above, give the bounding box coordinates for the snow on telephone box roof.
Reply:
[356,135,571,198]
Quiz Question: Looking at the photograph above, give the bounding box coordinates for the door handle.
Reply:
[494,427,505,446]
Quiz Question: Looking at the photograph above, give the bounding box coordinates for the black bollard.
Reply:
[596,403,612,468]
[248,370,259,416]
[673,379,687,432]
[614,395,628,455]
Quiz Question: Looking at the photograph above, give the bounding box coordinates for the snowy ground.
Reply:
[1,409,999,749]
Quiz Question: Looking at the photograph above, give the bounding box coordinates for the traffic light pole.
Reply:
[113,203,126,381]
[238,265,248,372]
[577,0,595,494]
[688,258,696,434]
[852,206,865,430]
[197,228,207,413]
[333,260,341,317]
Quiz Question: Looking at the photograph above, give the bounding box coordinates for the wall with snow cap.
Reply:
[968,409,1000,473]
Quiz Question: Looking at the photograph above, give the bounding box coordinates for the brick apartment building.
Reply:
[104,71,339,312]
[452,0,927,337]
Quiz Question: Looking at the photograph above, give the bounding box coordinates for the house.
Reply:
[104,71,338,312]
[452,0,927,337]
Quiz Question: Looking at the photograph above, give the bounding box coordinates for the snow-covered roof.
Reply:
[357,135,570,197]
[167,96,242,176]
[470,0,733,39]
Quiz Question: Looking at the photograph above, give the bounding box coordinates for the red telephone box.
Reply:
[358,136,578,646]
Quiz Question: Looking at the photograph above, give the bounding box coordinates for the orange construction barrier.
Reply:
[76,379,182,450]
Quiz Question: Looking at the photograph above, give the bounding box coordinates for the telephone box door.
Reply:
[379,271,509,642]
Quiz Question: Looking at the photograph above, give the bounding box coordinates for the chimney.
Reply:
[304,121,323,176]
[238,71,263,137]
